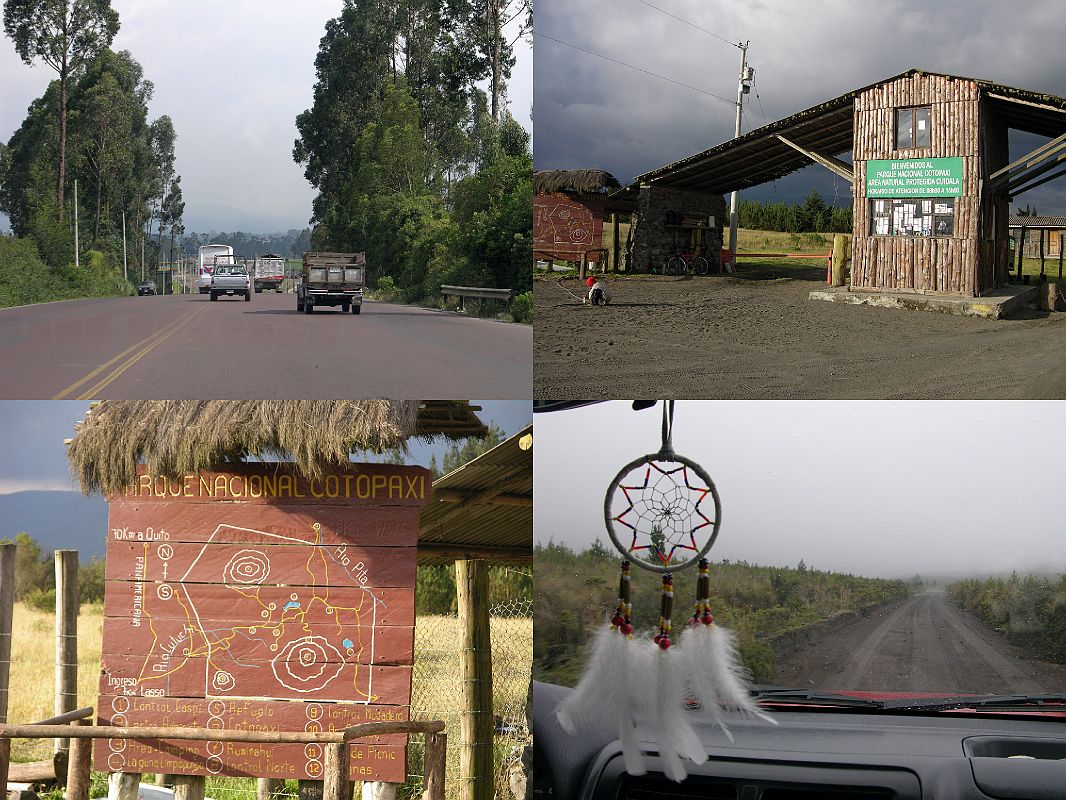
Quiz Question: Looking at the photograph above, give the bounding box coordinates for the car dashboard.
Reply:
[533,682,1066,800]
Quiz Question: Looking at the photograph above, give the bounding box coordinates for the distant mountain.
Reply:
[0,491,108,559]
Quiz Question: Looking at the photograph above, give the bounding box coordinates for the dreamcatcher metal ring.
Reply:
[604,450,722,573]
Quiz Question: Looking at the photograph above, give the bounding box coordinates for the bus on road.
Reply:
[197,244,235,294]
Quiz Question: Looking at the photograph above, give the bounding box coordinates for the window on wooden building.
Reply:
[870,198,954,237]
[895,106,931,149]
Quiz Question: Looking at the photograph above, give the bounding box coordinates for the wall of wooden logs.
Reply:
[851,72,1007,297]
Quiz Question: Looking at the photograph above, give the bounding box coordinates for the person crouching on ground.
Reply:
[585,274,611,306]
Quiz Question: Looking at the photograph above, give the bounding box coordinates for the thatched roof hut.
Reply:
[533,169,620,196]
[67,400,487,496]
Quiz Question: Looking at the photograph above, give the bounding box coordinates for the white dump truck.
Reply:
[253,253,287,293]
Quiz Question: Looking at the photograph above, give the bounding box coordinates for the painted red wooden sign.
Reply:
[96,463,429,783]
[533,194,606,259]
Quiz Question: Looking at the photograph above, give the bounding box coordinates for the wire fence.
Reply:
[405,584,533,799]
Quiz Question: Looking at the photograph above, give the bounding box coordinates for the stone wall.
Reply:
[632,185,725,273]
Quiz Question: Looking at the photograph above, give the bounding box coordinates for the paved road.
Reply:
[774,591,1066,694]
[0,293,531,398]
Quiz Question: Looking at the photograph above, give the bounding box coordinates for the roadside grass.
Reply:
[6,604,531,800]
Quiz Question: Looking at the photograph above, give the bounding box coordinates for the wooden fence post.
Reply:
[107,772,140,800]
[456,559,493,800]
[422,732,447,800]
[323,743,348,800]
[258,777,284,800]
[1059,233,1063,281]
[298,779,324,800]
[0,543,16,798]
[66,719,92,800]
[55,550,79,756]
[172,774,206,800]
[1017,226,1026,279]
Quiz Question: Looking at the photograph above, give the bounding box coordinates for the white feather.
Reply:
[649,640,708,783]
[555,624,648,775]
[707,624,777,725]
[679,623,735,741]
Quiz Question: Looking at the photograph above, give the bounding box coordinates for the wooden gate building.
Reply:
[633,69,1066,297]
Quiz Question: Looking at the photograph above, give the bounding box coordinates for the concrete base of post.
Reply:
[107,773,141,800]
[362,783,396,800]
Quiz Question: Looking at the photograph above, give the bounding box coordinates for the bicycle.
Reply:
[664,251,710,276]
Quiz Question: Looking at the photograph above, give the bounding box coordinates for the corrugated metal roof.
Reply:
[635,68,1066,195]
[418,425,532,564]
[1008,216,1066,228]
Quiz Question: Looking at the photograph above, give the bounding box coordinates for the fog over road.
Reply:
[776,591,1066,694]
[0,293,531,399]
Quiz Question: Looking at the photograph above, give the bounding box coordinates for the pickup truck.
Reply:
[296,252,365,314]
[254,254,287,293]
[209,263,252,301]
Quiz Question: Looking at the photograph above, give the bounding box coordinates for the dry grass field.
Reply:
[5,604,531,800]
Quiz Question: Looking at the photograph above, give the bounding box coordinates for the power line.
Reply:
[534,32,737,107]
[632,0,742,49]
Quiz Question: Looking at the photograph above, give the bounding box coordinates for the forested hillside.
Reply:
[293,1,532,303]
[535,541,910,685]
[1,0,184,305]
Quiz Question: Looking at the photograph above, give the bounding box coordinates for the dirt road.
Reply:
[774,591,1066,694]
[533,274,1066,398]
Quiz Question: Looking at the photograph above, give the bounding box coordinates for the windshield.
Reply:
[214,265,246,276]
[533,401,1066,708]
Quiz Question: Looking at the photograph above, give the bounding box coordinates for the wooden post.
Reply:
[107,772,140,800]
[831,235,847,287]
[258,777,284,800]
[455,559,493,800]
[1059,233,1064,281]
[1040,228,1046,276]
[1017,226,1026,279]
[55,550,79,756]
[173,774,206,800]
[323,743,348,800]
[0,544,14,799]
[422,732,447,800]
[612,214,621,273]
[66,719,92,800]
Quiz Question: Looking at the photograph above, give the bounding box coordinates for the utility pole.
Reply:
[73,179,79,267]
[728,41,752,258]
[121,211,128,281]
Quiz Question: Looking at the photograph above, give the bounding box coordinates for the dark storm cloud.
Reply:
[534,0,1066,210]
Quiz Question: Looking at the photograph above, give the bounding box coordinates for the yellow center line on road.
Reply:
[51,308,203,400]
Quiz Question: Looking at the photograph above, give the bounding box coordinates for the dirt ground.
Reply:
[774,591,1066,695]
[533,271,1066,398]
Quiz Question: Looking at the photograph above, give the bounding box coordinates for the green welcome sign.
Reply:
[865,157,963,198]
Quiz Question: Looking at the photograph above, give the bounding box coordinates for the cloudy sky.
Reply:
[1,1,532,234]
[533,401,1066,580]
[0,400,532,496]
[534,0,1066,211]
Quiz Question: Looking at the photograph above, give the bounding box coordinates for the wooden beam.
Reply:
[456,560,493,800]
[432,488,531,507]
[66,721,92,800]
[775,135,854,182]
[1005,154,1066,195]
[987,92,1066,117]
[990,130,1066,182]
[424,469,527,530]
[417,543,532,564]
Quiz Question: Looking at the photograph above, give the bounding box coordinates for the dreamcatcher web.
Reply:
[612,459,715,566]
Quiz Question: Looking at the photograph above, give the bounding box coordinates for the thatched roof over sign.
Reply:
[534,169,620,196]
[418,424,532,564]
[67,400,487,496]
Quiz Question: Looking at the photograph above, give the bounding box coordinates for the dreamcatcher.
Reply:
[556,401,774,783]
